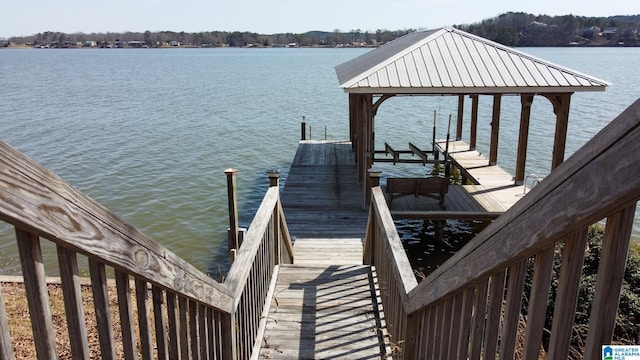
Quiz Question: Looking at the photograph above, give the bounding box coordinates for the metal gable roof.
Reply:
[335,27,609,94]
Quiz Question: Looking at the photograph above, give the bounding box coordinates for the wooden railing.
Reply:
[365,98,640,359]
[224,184,294,359]
[0,139,293,359]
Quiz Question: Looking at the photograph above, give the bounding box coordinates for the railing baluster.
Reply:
[135,278,153,360]
[499,259,528,360]
[417,308,430,359]
[548,228,588,359]
[483,270,506,360]
[584,205,636,359]
[115,270,138,360]
[198,303,208,360]
[179,295,190,359]
[435,301,446,360]
[206,307,215,360]
[522,246,555,360]
[469,278,489,360]
[57,245,90,359]
[152,285,169,360]
[166,292,180,359]
[448,291,464,360]
[0,270,15,360]
[88,258,116,360]
[456,287,474,360]
[16,228,57,360]
[189,299,200,359]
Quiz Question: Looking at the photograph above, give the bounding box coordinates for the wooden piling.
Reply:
[225,168,239,256]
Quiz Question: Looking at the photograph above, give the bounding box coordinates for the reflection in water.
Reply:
[396,218,492,280]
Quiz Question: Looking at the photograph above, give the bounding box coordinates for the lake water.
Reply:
[1,46,639,276]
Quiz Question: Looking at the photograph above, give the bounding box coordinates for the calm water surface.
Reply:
[1,47,639,276]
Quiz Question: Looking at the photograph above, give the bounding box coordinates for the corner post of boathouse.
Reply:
[469,94,479,151]
[515,94,534,185]
[545,93,573,169]
[456,94,465,141]
[489,94,502,166]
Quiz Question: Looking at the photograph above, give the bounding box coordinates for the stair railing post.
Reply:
[225,168,239,262]
[267,169,281,265]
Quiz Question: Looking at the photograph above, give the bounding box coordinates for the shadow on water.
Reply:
[396,218,492,280]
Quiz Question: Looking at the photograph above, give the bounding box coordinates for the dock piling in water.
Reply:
[225,168,239,258]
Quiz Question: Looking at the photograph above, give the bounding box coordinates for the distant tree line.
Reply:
[2,29,414,48]
[4,12,638,49]
[455,12,640,46]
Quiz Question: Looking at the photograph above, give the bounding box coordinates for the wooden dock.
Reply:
[281,140,369,239]
[261,141,389,358]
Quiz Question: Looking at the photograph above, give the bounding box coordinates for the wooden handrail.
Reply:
[366,98,640,359]
[0,140,233,311]
[224,185,295,358]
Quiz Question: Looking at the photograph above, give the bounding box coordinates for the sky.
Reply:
[1,0,637,38]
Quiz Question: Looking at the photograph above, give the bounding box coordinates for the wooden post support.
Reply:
[456,94,464,141]
[225,168,239,254]
[515,94,534,185]
[267,169,280,187]
[547,93,572,169]
[489,95,501,166]
[301,116,306,140]
[470,94,479,150]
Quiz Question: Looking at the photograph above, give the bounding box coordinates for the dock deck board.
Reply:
[259,262,388,359]
[435,140,530,212]
[282,140,368,239]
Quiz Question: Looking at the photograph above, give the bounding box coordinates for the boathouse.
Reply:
[335,27,608,206]
[1,27,639,360]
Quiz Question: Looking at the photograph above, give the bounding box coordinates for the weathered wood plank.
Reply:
[293,238,363,266]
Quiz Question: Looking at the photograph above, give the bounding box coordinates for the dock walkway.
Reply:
[260,140,389,358]
[259,239,388,359]
[281,140,368,239]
